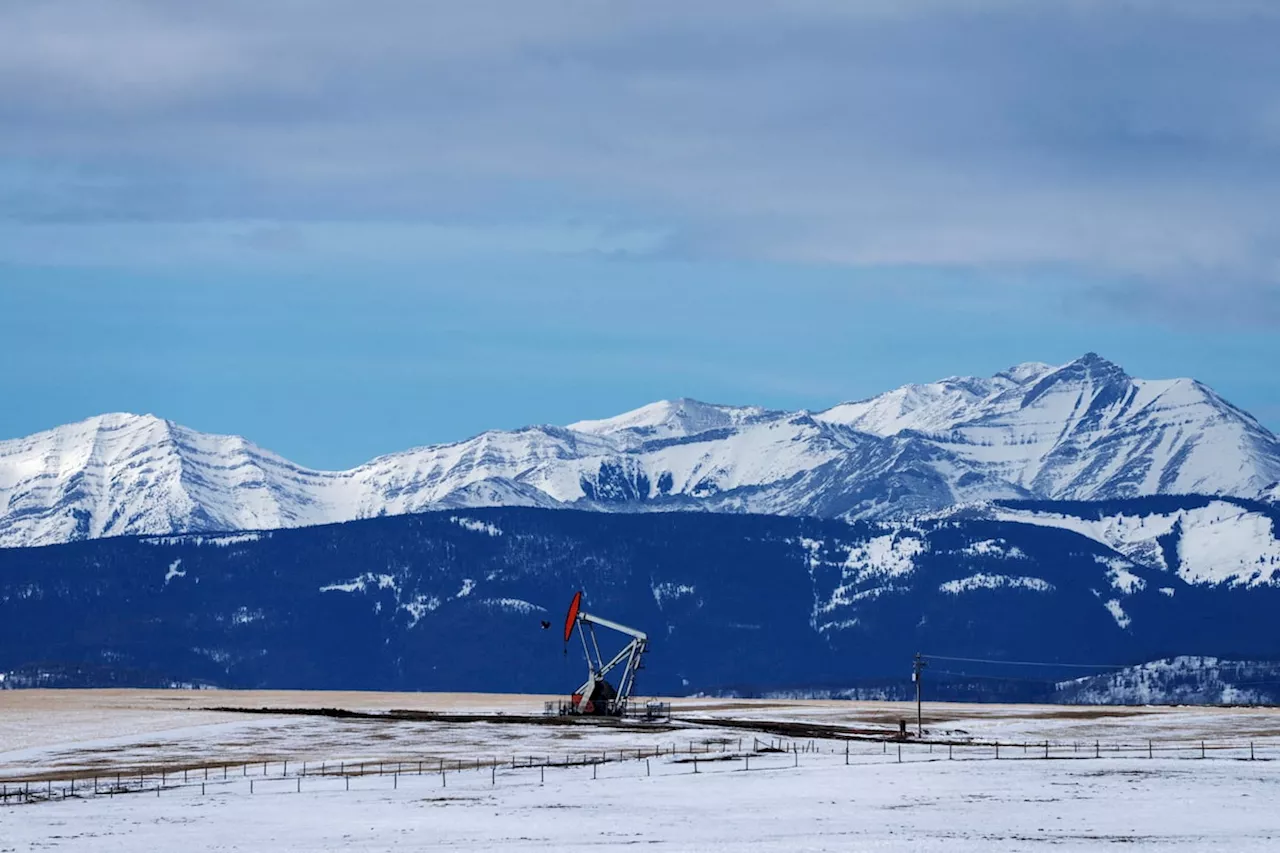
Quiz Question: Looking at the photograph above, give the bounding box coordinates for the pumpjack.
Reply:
[560,591,648,716]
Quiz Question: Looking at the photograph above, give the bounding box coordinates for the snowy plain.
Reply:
[7,752,1280,852]
[3,691,1280,850]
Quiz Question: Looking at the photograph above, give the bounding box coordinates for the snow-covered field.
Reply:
[3,691,1280,850]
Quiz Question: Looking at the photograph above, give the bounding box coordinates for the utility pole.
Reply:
[912,653,927,737]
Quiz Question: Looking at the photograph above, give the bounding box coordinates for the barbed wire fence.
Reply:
[2,732,1273,807]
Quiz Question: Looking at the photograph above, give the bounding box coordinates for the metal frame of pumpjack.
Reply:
[564,592,648,715]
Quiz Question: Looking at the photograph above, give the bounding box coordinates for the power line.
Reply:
[921,654,1132,670]
[929,669,1060,684]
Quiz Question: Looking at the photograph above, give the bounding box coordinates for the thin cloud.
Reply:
[1,1,1278,319]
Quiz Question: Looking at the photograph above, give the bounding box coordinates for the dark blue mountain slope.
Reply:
[1,507,1276,697]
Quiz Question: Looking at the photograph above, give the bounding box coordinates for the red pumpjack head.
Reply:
[563,590,583,643]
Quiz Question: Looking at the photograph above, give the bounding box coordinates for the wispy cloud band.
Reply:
[2,1,1278,319]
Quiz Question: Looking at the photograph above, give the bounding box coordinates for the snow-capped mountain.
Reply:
[819,352,1280,500]
[0,413,333,546]
[2,354,1278,548]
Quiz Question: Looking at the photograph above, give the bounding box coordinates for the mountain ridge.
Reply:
[2,353,1278,548]
[3,505,1280,694]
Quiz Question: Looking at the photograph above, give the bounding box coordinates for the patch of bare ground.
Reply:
[6,690,1280,785]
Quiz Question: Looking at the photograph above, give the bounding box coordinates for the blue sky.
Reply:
[2,1,1278,467]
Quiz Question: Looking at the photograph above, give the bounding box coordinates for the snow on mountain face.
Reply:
[1056,657,1280,705]
[818,362,1054,435]
[986,498,1280,587]
[0,414,337,548]
[2,354,1278,548]
[817,353,1280,502]
[0,411,1018,547]
[568,398,775,443]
